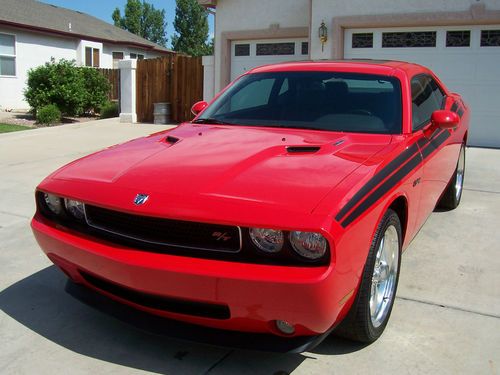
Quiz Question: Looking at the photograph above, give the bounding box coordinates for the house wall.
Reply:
[0,26,165,110]
[213,0,310,93]
[310,0,500,59]
[0,27,77,109]
[207,0,500,97]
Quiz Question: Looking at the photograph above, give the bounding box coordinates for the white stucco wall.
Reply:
[0,26,166,110]
[310,0,500,59]
[0,27,77,109]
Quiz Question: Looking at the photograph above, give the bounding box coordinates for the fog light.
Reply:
[275,320,295,335]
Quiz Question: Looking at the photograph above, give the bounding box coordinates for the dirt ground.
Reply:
[0,110,99,128]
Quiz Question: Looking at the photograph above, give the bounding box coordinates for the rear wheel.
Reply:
[438,143,466,210]
[335,209,402,343]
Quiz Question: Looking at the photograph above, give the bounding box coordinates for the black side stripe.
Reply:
[334,142,421,222]
[421,129,450,160]
[341,152,422,228]
[339,130,451,228]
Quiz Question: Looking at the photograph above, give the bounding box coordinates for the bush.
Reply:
[81,67,111,114]
[100,101,119,119]
[24,58,111,116]
[37,104,61,125]
[25,58,85,116]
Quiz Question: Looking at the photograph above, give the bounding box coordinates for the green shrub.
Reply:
[25,58,85,116]
[37,104,61,125]
[100,101,119,119]
[81,67,111,114]
[24,58,111,116]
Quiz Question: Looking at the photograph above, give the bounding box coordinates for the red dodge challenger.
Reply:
[32,60,468,351]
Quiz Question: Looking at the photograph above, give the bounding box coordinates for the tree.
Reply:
[112,0,167,47]
[171,0,212,56]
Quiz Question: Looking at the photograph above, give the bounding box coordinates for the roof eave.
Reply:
[0,20,172,54]
[197,0,217,9]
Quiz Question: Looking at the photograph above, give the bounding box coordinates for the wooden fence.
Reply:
[136,54,203,123]
[97,68,120,101]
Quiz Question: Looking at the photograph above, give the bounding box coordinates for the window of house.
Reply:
[0,33,16,76]
[411,74,445,130]
[446,31,470,47]
[382,31,436,48]
[256,43,295,56]
[481,30,500,47]
[234,44,250,56]
[85,47,100,67]
[301,42,309,55]
[112,52,124,69]
[130,53,145,60]
[352,33,373,48]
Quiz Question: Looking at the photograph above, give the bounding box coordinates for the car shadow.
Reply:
[0,266,365,373]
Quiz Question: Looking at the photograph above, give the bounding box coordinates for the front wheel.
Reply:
[438,143,466,210]
[335,209,402,343]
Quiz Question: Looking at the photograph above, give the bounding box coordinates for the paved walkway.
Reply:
[0,118,499,374]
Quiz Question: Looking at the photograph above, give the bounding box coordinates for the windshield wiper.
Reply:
[192,118,233,125]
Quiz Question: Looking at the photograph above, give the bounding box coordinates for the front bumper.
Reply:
[32,213,353,339]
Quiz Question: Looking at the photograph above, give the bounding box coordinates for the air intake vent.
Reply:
[166,136,179,144]
[286,146,321,153]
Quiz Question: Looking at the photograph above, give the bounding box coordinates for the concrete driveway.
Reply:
[1,119,499,374]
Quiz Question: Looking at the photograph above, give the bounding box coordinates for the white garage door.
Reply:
[344,26,500,148]
[231,38,308,81]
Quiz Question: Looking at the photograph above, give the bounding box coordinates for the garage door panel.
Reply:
[345,26,500,147]
[469,114,500,148]
[476,58,500,81]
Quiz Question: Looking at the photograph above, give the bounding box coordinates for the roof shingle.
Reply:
[0,0,171,52]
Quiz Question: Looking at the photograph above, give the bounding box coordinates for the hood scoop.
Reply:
[165,135,180,144]
[286,146,321,154]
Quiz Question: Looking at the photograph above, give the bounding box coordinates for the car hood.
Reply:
[48,123,392,222]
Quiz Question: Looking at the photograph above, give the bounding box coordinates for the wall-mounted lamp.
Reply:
[319,21,328,52]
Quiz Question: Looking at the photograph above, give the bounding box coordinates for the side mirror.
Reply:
[431,110,460,129]
[191,101,208,116]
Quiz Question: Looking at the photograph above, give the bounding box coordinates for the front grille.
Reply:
[84,205,241,253]
[80,270,230,319]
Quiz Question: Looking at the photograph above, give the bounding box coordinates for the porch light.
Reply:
[319,21,328,51]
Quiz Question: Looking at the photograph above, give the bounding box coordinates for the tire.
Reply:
[438,143,466,210]
[335,209,402,343]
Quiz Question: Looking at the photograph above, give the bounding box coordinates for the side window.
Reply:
[0,33,16,76]
[229,78,275,112]
[411,74,445,130]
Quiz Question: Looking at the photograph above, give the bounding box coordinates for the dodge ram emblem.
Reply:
[134,193,149,205]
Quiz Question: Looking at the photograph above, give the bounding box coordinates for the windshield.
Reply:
[196,71,402,134]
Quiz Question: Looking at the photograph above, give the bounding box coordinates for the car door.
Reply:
[411,74,456,228]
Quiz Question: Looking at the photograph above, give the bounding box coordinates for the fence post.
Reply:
[202,55,214,102]
[118,59,137,123]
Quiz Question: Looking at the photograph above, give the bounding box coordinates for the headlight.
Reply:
[249,228,284,253]
[289,231,328,260]
[43,193,63,215]
[64,199,85,220]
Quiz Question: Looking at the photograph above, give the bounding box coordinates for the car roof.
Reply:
[247,59,425,76]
